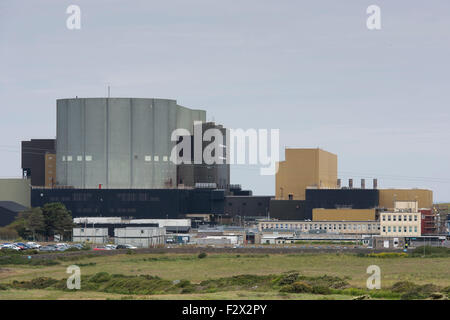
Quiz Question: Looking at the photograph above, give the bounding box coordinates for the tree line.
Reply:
[0,203,74,241]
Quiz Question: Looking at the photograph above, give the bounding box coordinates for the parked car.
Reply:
[26,242,41,249]
[12,243,29,250]
[116,244,138,249]
[0,244,21,251]
[70,243,86,250]
[93,246,110,251]
[105,244,117,250]
[39,245,58,252]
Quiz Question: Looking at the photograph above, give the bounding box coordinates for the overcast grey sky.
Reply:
[1,1,449,201]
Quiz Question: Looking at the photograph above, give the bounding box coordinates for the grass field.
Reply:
[0,251,449,300]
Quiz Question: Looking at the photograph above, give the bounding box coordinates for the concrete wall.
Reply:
[0,178,31,207]
[312,208,376,221]
[379,189,433,209]
[56,98,206,189]
[276,148,337,200]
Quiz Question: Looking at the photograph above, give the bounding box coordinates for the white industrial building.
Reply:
[114,227,166,248]
[73,227,108,244]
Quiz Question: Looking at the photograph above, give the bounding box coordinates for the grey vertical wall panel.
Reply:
[56,98,206,189]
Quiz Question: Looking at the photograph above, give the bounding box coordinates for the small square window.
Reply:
[154,156,159,161]
[86,155,92,161]
[77,156,83,161]
[67,156,73,161]
[145,155,151,162]
[163,156,168,162]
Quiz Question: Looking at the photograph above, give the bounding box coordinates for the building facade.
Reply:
[258,219,380,235]
[276,148,337,200]
[56,98,205,189]
[21,139,56,187]
[380,201,421,237]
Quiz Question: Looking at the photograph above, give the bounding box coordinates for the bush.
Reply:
[198,252,207,259]
[11,277,58,289]
[311,286,332,295]
[278,272,299,286]
[391,281,441,300]
[90,272,111,283]
[281,281,312,293]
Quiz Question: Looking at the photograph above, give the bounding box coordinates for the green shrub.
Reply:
[181,286,195,294]
[278,272,299,286]
[198,252,207,259]
[90,272,111,283]
[312,286,332,295]
[281,281,312,293]
[11,277,58,289]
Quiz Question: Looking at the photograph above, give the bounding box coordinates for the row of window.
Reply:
[382,226,418,233]
[261,223,380,231]
[382,214,418,222]
[48,193,161,202]
[62,155,92,162]
[61,155,171,162]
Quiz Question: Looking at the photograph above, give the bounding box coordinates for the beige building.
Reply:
[0,178,31,207]
[276,148,337,200]
[380,201,421,237]
[379,189,432,209]
[312,208,376,221]
[258,220,380,235]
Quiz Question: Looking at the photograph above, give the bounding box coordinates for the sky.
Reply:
[0,1,449,201]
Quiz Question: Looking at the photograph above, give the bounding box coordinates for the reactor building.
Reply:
[56,98,206,189]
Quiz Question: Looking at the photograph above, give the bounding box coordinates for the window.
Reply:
[382,226,386,232]
[408,215,412,221]
[398,215,402,221]
[382,215,386,221]
[409,226,412,232]
[67,156,73,162]
[414,215,418,222]
[414,226,417,233]
[145,155,152,162]
[388,215,391,221]
[154,156,159,161]
[85,155,92,161]
[288,194,293,200]
[393,215,397,221]
[388,226,391,232]
[163,156,168,162]
[404,226,407,232]
[77,155,83,161]
[393,226,396,232]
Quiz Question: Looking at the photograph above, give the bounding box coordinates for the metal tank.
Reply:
[56,98,206,189]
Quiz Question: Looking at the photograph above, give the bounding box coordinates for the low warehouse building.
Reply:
[114,227,166,248]
[73,228,108,244]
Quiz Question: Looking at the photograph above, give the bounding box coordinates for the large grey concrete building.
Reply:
[56,98,206,189]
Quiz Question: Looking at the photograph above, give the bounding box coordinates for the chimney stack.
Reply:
[373,178,378,189]
[361,179,365,189]
[337,179,341,188]
[349,179,353,189]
